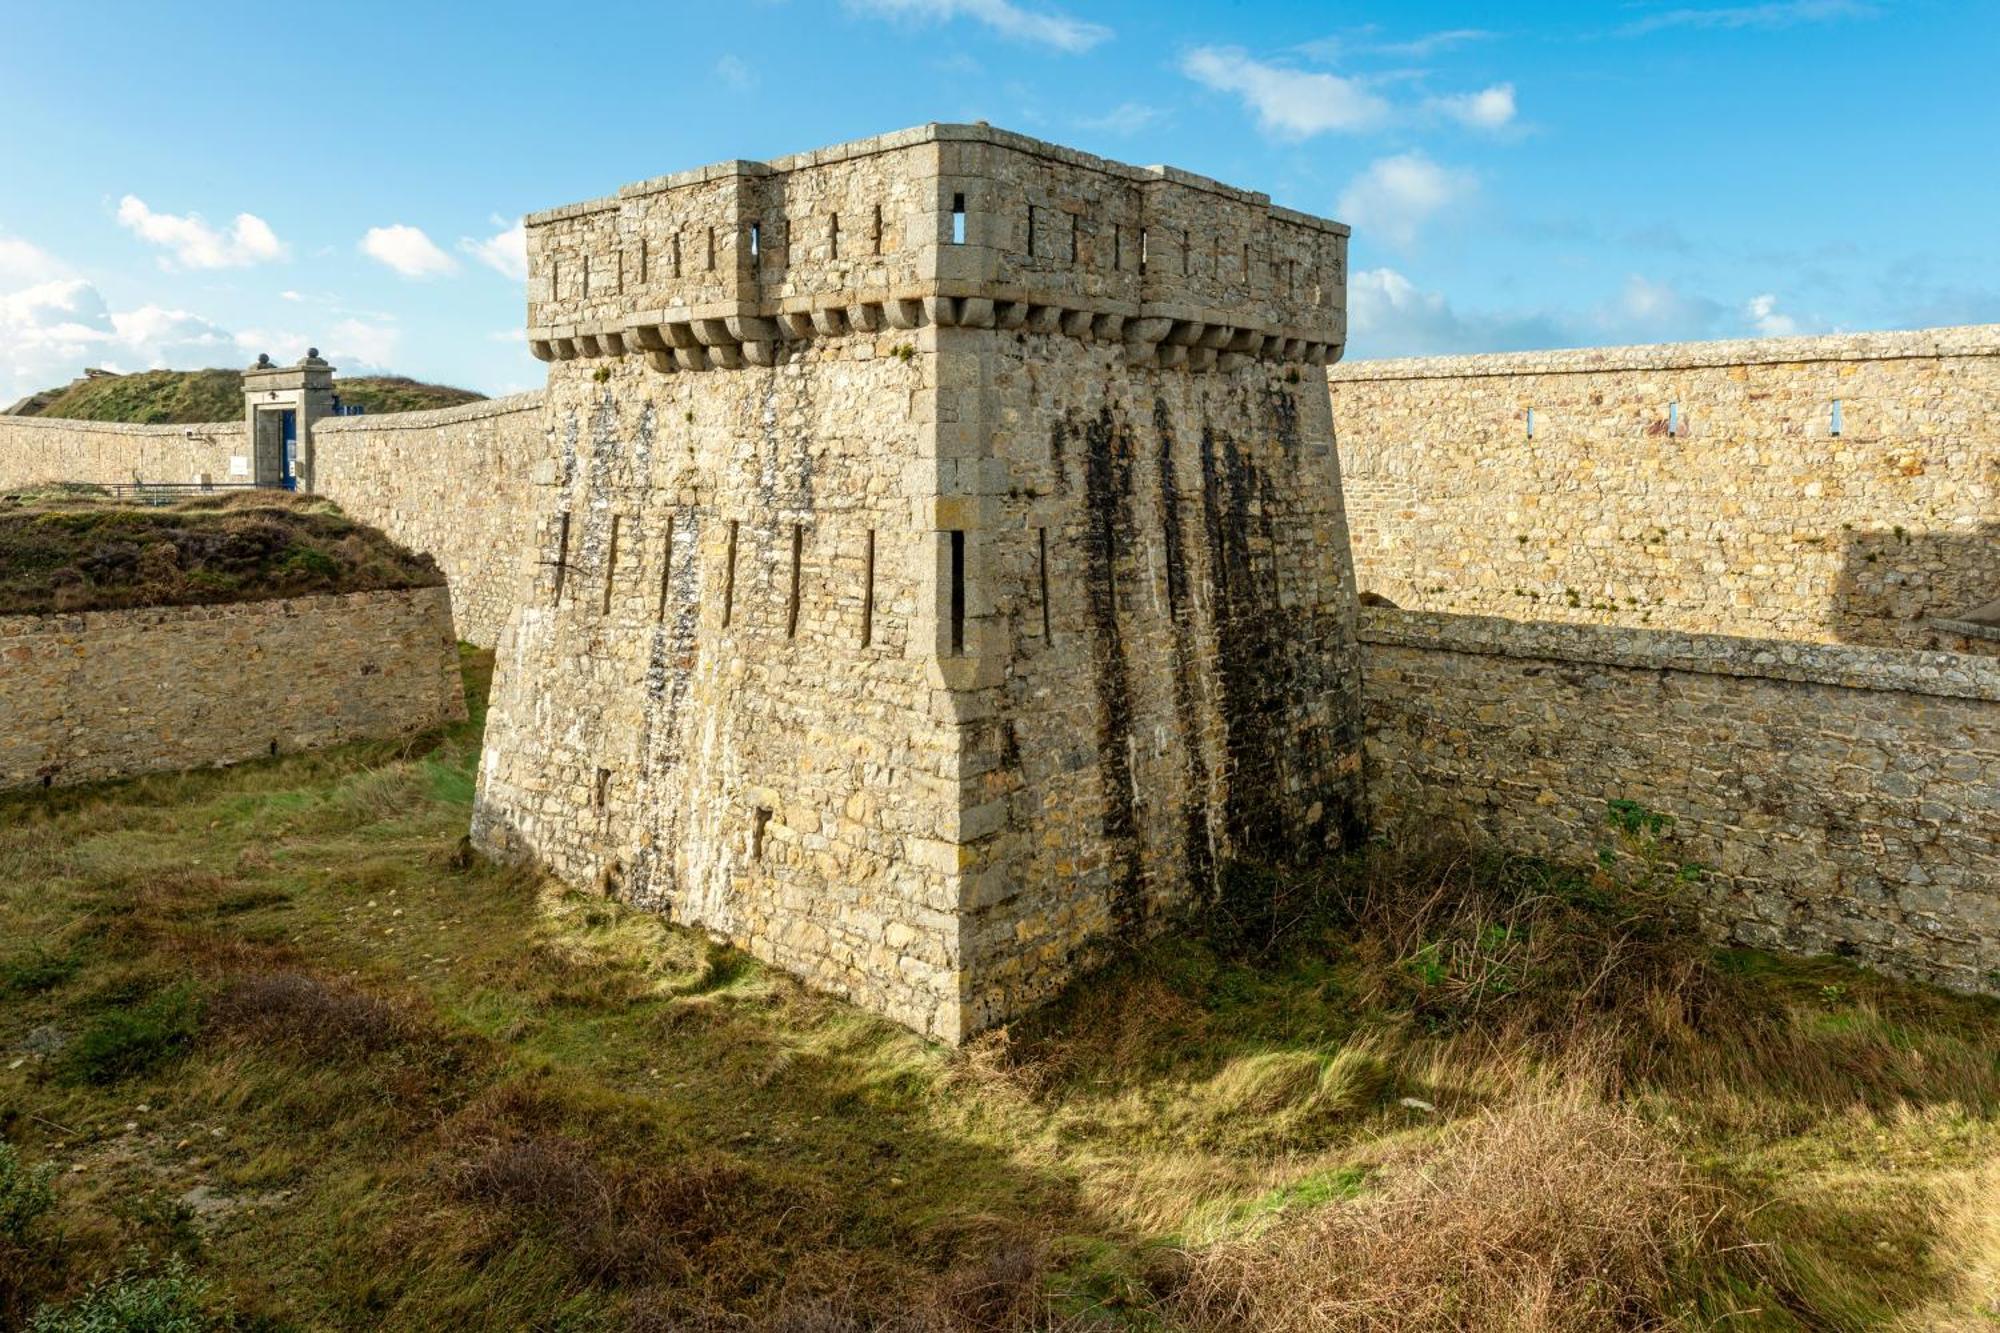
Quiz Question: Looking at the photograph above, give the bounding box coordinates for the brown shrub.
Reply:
[1169,1093,1725,1333]
[207,970,428,1056]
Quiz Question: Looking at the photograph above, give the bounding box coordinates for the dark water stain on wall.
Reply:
[1074,404,1146,935]
[1152,395,1217,904]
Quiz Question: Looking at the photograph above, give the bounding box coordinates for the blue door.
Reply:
[280,410,298,490]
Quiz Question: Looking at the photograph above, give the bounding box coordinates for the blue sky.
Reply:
[2,0,1994,402]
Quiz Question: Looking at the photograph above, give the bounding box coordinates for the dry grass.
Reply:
[0,489,443,614]
[1,654,1997,1329]
[1171,1086,1723,1332]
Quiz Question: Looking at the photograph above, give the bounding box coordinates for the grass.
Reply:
[0,649,1996,1329]
[0,490,443,615]
[13,370,484,425]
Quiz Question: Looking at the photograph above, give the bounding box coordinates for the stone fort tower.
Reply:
[472,124,1363,1041]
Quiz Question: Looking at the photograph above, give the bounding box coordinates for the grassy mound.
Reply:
[0,655,1995,1329]
[0,490,443,615]
[13,369,484,424]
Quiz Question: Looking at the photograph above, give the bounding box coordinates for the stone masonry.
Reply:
[471,124,1365,1041]
[1361,608,2000,994]
[1,586,464,791]
[1331,326,2000,653]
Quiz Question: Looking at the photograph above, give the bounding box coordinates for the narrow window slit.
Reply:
[1026,204,1036,258]
[638,238,648,284]
[786,523,803,639]
[749,221,761,260]
[1526,408,1537,439]
[751,806,772,862]
[656,514,676,622]
[721,519,739,627]
[829,212,840,260]
[1036,526,1052,642]
[860,529,876,648]
[593,767,611,813]
[1668,402,1683,436]
[872,204,883,255]
[672,233,682,278]
[1830,399,1844,437]
[581,255,590,298]
[601,513,621,615]
[1139,226,1148,276]
[1113,224,1122,272]
[950,193,966,245]
[551,511,571,604]
[1182,228,1191,276]
[948,530,966,655]
[1069,212,1079,263]
[706,226,715,271]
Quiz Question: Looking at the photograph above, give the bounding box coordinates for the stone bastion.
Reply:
[470,124,1366,1042]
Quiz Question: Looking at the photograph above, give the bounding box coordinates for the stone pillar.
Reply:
[241,349,335,490]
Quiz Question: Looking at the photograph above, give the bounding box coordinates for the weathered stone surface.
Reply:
[1360,607,2000,995]
[1331,326,2000,654]
[315,395,548,647]
[472,125,1364,1043]
[0,587,464,791]
[0,416,245,487]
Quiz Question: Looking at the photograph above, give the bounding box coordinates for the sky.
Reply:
[2,0,1995,403]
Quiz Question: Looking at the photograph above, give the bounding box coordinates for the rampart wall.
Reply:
[314,394,548,647]
[1331,326,2000,653]
[0,415,247,487]
[1361,607,2000,993]
[0,586,464,791]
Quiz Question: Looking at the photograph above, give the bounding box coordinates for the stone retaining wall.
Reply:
[314,394,548,646]
[1331,326,2000,653]
[0,586,464,791]
[0,416,247,488]
[1360,607,2000,993]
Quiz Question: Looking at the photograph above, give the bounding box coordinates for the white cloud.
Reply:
[279,290,303,302]
[1347,268,1801,360]
[1181,46,1389,138]
[115,196,287,270]
[0,277,238,406]
[1368,28,1496,58]
[232,318,400,374]
[1076,102,1165,135]
[1336,153,1477,248]
[0,235,65,287]
[1427,82,1516,131]
[361,224,458,279]
[1621,0,1875,34]
[1745,292,1799,336]
[845,0,1109,52]
[461,217,528,282]
[715,54,756,89]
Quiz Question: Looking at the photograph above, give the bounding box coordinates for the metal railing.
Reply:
[101,480,289,506]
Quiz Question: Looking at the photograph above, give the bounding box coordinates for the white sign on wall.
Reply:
[229,456,249,477]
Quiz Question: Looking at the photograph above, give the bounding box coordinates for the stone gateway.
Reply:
[469,124,1366,1041]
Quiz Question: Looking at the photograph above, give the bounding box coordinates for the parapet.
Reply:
[523,123,1348,374]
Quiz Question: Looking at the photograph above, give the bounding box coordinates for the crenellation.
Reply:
[524,124,1347,377]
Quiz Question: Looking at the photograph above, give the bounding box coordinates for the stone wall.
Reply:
[475,124,1362,1043]
[1331,326,2000,653]
[0,586,464,791]
[1360,607,2000,994]
[0,415,247,488]
[314,394,548,646]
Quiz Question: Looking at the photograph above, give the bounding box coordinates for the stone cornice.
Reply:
[1360,607,2000,704]
[314,392,545,432]
[1330,324,2000,382]
[526,291,1342,375]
